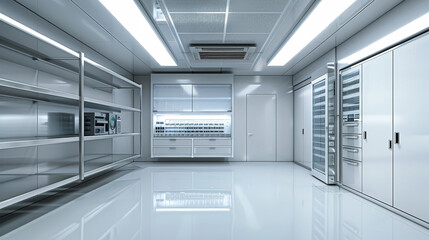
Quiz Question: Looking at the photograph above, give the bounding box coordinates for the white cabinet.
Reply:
[152,138,232,158]
[153,84,232,112]
[293,84,312,168]
[193,85,232,112]
[393,33,429,222]
[362,52,393,205]
[153,85,192,112]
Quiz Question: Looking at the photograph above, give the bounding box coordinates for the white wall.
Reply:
[135,75,294,162]
[337,0,429,70]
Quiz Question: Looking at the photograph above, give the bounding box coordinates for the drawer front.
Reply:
[342,134,362,148]
[342,159,362,192]
[153,147,192,157]
[193,139,232,146]
[153,138,192,146]
[342,122,362,134]
[342,146,362,161]
[193,147,232,157]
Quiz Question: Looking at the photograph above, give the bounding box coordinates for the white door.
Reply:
[303,85,312,168]
[362,52,393,205]
[393,33,429,222]
[294,88,304,165]
[247,94,277,161]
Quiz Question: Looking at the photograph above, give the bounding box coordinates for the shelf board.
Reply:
[84,154,140,177]
[0,136,79,150]
[0,174,79,208]
[84,133,140,141]
[85,97,140,112]
[0,77,79,106]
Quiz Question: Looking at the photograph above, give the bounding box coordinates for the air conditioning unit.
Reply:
[189,44,256,61]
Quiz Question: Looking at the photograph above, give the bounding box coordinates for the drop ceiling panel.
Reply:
[225,34,268,52]
[229,0,289,13]
[179,34,224,51]
[171,13,225,33]
[163,0,227,13]
[226,13,280,34]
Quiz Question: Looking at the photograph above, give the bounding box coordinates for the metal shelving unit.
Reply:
[0,14,142,209]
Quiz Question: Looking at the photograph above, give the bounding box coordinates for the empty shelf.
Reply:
[0,136,79,150]
[0,77,79,105]
[0,174,79,208]
[85,97,140,112]
[84,133,140,141]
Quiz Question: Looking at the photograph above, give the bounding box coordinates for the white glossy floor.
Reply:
[1,162,429,240]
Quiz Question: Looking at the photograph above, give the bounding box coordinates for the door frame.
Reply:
[245,94,277,162]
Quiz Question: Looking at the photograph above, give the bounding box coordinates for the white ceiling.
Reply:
[14,0,403,76]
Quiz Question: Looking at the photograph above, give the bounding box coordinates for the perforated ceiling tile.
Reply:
[229,0,290,13]
[163,0,227,13]
[171,13,225,33]
[179,34,224,51]
[226,13,280,34]
[225,34,269,52]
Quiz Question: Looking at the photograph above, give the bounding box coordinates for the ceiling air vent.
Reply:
[190,44,256,61]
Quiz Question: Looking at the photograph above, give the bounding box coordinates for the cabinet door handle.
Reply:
[363,131,367,140]
[344,160,359,166]
[209,139,216,141]
[344,123,358,127]
[389,140,392,149]
[395,132,400,144]
[169,147,176,150]
[344,136,359,139]
[302,129,305,135]
[169,139,177,141]
[209,147,216,150]
[344,148,358,153]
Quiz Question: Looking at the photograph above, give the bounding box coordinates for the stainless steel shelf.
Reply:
[0,174,79,209]
[0,77,79,105]
[0,136,79,150]
[84,133,140,141]
[84,154,141,177]
[85,97,141,112]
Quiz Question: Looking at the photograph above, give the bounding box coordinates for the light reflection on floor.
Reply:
[1,162,429,240]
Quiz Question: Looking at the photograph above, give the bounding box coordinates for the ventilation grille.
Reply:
[190,44,256,61]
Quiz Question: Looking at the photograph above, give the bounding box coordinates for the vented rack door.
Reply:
[312,78,327,174]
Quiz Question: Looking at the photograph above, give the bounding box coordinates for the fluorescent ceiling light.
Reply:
[268,0,356,67]
[156,208,231,212]
[339,12,429,65]
[100,0,177,66]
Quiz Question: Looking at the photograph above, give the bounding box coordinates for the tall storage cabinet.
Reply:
[393,33,429,222]
[293,84,312,168]
[341,32,429,224]
[362,52,393,205]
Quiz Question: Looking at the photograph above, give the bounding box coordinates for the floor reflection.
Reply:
[1,162,429,240]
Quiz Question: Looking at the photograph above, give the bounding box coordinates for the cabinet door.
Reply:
[393,33,429,222]
[294,88,304,165]
[192,85,232,112]
[362,52,393,205]
[153,85,192,112]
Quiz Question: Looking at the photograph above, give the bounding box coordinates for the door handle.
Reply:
[363,131,367,140]
[395,132,400,144]
[344,148,358,153]
[344,160,359,166]
[389,140,392,149]
[344,123,358,127]
[302,128,305,135]
[344,136,359,139]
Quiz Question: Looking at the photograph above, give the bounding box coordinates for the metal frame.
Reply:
[0,17,143,209]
